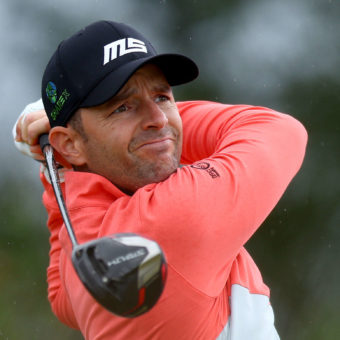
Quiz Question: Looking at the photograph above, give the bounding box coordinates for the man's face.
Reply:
[75,64,183,194]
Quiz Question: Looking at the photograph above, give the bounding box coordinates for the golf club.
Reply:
[39,133,167,318]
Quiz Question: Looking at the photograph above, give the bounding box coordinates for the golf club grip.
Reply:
[39,133,50,151]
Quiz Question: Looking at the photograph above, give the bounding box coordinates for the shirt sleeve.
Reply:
[130,101,308,296]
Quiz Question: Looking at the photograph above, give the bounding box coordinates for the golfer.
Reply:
[14,20,307,339]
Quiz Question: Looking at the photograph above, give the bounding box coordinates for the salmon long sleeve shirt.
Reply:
[41,101,307,340]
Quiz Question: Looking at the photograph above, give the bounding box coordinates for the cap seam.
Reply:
[103,20,125,39]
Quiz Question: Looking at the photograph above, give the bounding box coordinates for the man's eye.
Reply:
[113,104,128,114]
[155,95,169,103]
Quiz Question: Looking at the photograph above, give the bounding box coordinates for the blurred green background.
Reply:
[1,0,339,339]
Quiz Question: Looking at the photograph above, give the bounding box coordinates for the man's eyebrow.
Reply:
[110,87,136,105]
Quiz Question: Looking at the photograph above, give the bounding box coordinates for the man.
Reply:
[14,20,307,339]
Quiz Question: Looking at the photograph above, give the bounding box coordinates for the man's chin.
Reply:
[122,166,177,194]
[138,158,179,184]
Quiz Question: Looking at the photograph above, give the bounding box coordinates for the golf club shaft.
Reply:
[39,134,78,247]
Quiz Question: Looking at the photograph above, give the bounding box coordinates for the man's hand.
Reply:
[13,99,49,161]
[16,109,50,145]
[13,99,71,168]
[16,110,50,161]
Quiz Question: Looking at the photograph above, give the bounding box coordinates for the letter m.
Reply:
[103,38,148,65]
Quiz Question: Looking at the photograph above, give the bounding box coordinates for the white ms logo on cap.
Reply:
[103,38,147,65]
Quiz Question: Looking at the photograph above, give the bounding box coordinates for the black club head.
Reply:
[72,233,167,317]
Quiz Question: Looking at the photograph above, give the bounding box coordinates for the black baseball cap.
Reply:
[42,20,199,127]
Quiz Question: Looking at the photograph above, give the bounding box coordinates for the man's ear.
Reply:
[49,126,87,166]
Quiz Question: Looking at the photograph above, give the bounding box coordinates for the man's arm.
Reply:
[56,100,307,297]
[133,101,308,296]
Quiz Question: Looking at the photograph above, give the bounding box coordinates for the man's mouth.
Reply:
[129,129,177,153]
[136,137,174,150]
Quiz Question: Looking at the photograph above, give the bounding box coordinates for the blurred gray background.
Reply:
[1,0,339,339]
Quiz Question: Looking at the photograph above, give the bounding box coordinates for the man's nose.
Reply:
[140,100,168,130]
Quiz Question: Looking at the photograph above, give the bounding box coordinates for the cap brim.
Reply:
[80,54,199,108]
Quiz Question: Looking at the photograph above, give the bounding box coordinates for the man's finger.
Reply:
[21,110,49,144]
[26,115,51,145]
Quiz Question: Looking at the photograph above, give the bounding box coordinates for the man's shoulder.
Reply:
[176,100,224,110]
[176,100,254,116]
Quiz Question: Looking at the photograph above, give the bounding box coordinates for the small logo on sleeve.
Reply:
[190,162,220,179]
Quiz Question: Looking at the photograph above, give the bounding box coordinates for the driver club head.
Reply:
[72,233,167,318]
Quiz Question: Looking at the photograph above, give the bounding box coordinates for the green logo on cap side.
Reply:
[46,81,57,104]
[50,89,71,121]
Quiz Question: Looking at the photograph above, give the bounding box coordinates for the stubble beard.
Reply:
[130,147,181,190]
[124,126,182,192]
[79,127,182,194]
